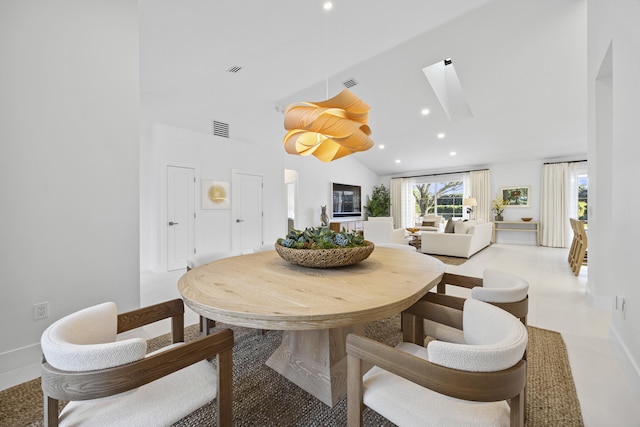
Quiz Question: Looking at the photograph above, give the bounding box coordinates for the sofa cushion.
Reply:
[444,219,456,233]
[454,221,473,234]
[422,221,435,227]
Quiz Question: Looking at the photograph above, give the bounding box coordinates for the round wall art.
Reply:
[202,180,230,209]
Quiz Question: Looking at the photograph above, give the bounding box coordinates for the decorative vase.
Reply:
[320,205,329,227]
[495,215,503,221]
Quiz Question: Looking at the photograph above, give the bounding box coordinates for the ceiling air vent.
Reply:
[343,78,358,88]
[212,120,230,138]
[226,65,243,73]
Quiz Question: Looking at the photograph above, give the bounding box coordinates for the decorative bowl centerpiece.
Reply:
[521,217,533,222]
[406,227,420,234]
[275,227,374,268]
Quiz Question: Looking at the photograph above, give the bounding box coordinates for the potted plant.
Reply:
[492,196,506,221]
[364,184,390,217]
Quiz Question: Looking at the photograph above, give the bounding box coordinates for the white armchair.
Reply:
[40,299,234,426]
[416,214,444,232]
[346,299,528,426]
[425,270,529,344]
[363,217,407,245]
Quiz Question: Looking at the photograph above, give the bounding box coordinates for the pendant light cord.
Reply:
[324,9,329,99]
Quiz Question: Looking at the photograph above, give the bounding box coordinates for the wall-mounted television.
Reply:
[332,182,362,218]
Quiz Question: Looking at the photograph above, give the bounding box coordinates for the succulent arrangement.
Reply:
[277,227,367,249]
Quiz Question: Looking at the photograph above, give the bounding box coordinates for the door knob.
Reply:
[236,219,244,223]
[168,221,179,226]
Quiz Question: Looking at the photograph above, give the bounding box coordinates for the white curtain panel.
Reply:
[470,170,491,222]
[401,177,415,228]
[390,178,402,228]
[390,178,415,229]
[462,173,471,220]
[541,163,577,247]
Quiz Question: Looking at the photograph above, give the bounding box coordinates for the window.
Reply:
[413,180,464,221]
[578,173,588,223]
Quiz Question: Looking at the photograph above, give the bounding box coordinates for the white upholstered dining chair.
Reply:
[423,269,529,348]
[40,299,234,426]
[346,299,528,427]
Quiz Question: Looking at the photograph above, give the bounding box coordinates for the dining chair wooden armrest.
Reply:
[42,328,234,427]
[423,291,465,311]
[42,328,234,401]
[347,333,526,400]
[436,272,483,293]
[404,299,464,331]
[117,299,185,343]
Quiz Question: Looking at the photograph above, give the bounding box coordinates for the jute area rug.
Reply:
[427,254,468,266]
[1,317,583,427]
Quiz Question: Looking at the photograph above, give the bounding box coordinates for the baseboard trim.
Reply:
[609,324,640,400]
[588,292,611,311]
[0,343,42,391]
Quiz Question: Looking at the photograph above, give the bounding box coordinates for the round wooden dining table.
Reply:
[178,246,444,406]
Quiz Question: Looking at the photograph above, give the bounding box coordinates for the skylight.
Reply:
[423,59,473,122]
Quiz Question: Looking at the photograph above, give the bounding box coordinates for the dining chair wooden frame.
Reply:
[347,298,527,427]
[41,299,234,427]
[569,218,588,276]
[435,272,529,326]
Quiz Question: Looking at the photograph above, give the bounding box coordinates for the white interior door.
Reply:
[233,172,263,252]
[167,166,195,271]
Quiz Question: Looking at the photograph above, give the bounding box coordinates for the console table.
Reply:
[493,221,540,246]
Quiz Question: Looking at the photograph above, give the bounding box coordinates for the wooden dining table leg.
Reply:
[265,324,364,407]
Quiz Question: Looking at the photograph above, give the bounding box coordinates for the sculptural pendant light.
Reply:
[283,90,373,162]
[282,2,374,162]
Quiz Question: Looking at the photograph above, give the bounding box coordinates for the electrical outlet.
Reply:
[615,296,626,320]
[34,302,49,320]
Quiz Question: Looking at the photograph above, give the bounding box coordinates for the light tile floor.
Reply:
[443,244,639,427]
[124,244,640,427]
[136,243,640,425]
[4,244,639,426]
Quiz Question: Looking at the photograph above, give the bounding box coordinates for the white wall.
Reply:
[0,0,140,380]
[588,0,640,397]
[285,154,380,230]
[490,161,541,245]
[143,124,286,271]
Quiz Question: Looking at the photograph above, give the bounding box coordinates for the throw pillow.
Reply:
[445,218,456,233]
[454,221,473,234]
[422,221,435,227]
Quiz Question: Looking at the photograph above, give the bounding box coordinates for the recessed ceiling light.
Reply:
[395,159,401,164]
[437,133,445,139]
[421,109,430,116]
[378,144,385,149]
[323,2,333,10]
[450,151,457,156]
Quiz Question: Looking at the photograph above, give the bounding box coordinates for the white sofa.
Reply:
[419,220,492,258]
[363,217,407,245]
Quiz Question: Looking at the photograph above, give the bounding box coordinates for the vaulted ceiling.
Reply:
[140,0,587,176]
